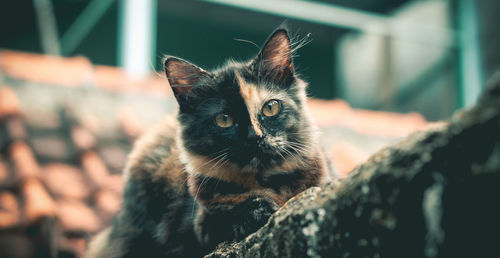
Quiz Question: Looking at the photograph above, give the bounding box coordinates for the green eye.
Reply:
[215,113,233,128]
[262,100,280,117]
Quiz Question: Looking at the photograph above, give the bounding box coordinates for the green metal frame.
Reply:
[33,0,61,55]
[60,0,116,56]
[201,0,456,48]
[457,0,484,107]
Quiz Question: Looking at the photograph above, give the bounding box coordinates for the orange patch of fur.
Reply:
[209,190,287,207]
[184,151,259,189]
[235,72,265,137]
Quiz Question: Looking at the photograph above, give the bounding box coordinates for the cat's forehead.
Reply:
[212,66,291,105]
[235,71,272,106]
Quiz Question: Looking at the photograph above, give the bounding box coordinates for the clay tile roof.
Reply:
[0,50,93,87]
[0,158,8,183]
[0,191,20,228]
[57,199,100,233]
[9,141,41,179]
[81,151,111,188]
[71,126,96,151]
[94,189,122,218]
[308,98,427,138]
[43,164,92,200]
[0,87,22,117]
[94,65,170,97]
[0,84,129,256]
[330,141,370,177]
[22,177,57,223]
[0,50,171,97]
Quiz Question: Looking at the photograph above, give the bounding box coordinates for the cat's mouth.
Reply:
[229,145,285,170]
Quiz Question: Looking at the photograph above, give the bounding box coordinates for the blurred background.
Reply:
[0,0,498,257]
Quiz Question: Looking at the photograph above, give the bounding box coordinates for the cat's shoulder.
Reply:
[122,115,182,182]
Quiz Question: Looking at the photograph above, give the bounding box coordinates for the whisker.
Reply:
[178,148,229,194]
[185,148,230,176]
[288,142,312,154]
[211,155,230,192]
[191,151,229,215]
[276,141,311,168]
[233,38,260,51]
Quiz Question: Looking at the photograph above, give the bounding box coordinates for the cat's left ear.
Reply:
[164,56,212,107]
[252,28,294,84]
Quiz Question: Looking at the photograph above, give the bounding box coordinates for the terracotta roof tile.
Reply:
[98,146,128,174]
[22,177,57,223]
[81,151,110,188]
[0,50,94,87]
[119,109,147,140]
[94,189,122,218]
[43,164,92,200]
[308,99,428,138]
[3,116,27,140]
[329,141,370,177]
[1,117,27,152]
[348,109,427,137]
[71,126,96,151]
[78,113,102,134]
[94,65,170,97]
[0,157,8,183]
[9,141,41,178]
[0,50,170,97]
[31,136,69,161]
[0,87,22,117]
[307,98,352,126]
[57,199,100,233]
[103,174,124,196]
[0,191,20,228]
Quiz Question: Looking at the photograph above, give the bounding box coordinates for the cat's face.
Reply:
[165,28,314,172]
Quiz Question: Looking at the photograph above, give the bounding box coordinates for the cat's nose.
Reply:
[247,125,263,143]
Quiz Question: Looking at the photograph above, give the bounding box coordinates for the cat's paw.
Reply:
[232,196,279,240]
[194,196,279,248]
[245,196,279,223]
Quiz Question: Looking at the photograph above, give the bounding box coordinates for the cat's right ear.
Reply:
[164,56,211,107]
[251,27,295,86]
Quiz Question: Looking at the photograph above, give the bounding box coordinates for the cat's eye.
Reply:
[262,100,281,117]
[215,113,233,128]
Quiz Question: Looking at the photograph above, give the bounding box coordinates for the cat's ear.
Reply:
[253,28,294,83]
[164,56,211,107]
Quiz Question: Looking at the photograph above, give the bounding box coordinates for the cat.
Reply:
[86,26,335,258]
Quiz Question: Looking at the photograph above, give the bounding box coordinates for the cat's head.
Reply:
[164,27,317,173]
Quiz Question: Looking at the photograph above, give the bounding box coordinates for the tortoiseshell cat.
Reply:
[86,27,334,258]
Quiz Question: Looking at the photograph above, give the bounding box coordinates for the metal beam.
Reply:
[457,0,484,107]
[60,0,115,56]
[33,0,61,55]
[118,0,157,78]
[201,0,456,48]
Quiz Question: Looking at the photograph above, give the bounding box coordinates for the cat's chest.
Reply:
[187,168,309,204]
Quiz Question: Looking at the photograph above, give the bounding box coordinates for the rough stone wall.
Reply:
[207,72,500,258]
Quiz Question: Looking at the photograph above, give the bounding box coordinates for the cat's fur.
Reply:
[86,26,334,257]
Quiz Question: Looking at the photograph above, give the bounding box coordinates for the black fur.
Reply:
[108,172,205,257]
[195,195,279,249]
